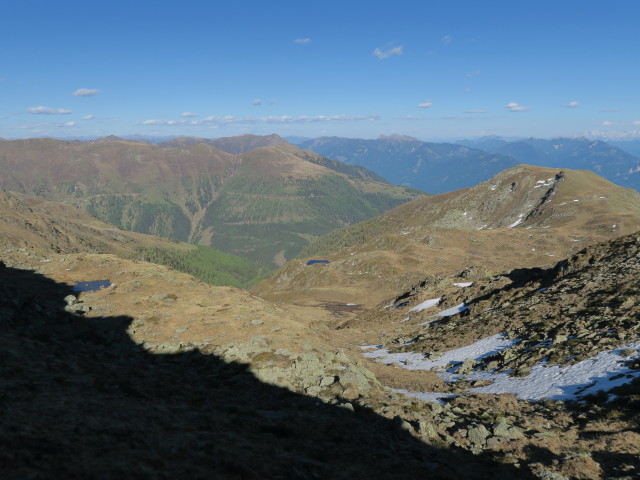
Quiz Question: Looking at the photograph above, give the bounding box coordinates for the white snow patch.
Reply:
[477,224,488,230]
[490,184,497,191]
[363,334,516,371]
[400,317,410,323]
[346,303,357,306]
[574,199,580,202]
[360,344,382,350]
[409,297,441,312]
[508,214,524,228]
[437,303,468,317]
[470,342,640,401]
[393,388,457,405]
[453,282,474,288]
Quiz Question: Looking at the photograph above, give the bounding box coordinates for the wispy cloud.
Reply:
[442,35,453,44]
[417,100,433,108]
[19,121,76,128]
[180,112,199,117]
[27,106,72,114]
[373,45,403,60]
[564,101,580,108]
[465,70,480,77]
[139,114,380,127]
[464,110,487,114]
[602,108,621,113]
[72,88,100,97]
[0,115,8,119]
[82,114,95,120]
[601,120,615,126]
[633,121,640,125]
[506,102,528,112]
[252,99,262,106]
[294,38,312,44]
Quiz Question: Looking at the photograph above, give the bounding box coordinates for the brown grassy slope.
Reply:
[0,188,192,257]
[255,165,640,307]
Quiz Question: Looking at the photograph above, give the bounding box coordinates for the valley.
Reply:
[2,134,640,479]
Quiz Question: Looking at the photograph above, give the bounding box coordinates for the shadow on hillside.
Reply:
[0,263,533,479]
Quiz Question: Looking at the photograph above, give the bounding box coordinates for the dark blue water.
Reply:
[306,260,330,266]
[73,280,111,292]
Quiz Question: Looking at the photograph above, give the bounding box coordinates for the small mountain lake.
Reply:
[73,280,111,292]
[306,260,330,266]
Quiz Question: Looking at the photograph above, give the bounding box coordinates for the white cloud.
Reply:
[72,88,100,97]
[465,70,480,77]
[252,99,262,106]
[139,114,380,127]
[601,121,615,126]
[0,115,7,119]
[602,108,622,113]
[180,112,199,117]
[373,45,403,60]
[633,121,640,125]
[82,114,95,120]
[464,110,487,114]
[294,38,311,44]
[417,100,433,108]
[442,35,453,44]
[19,121,76,128]
[506,102,528,112]
[564,101,580,108]
[27,106,72,114]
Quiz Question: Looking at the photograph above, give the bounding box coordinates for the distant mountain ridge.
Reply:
[457,136,640,190]
[298,136,519,194]
[160,133,288,154]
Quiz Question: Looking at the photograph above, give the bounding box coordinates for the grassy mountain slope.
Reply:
[0,189,268,287]
[159,133,288,153]
[0,137,423,268]
[256,165,640,305]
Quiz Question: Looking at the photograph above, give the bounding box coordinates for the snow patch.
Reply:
[409,297,441,312]
[363,334,516,371]
[453,282,474,288]
[436,303,468,317]
[508,214,524,228]
[393,388,456,405]
[471,342,640,401]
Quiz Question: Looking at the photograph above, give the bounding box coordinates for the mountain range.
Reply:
[294,134,640,194]
[0,136,422,269]
[457,136,640,189]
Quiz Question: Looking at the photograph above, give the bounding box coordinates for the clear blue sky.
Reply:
[1,0,639,141]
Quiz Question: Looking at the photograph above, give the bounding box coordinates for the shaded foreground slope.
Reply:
[0,262,529,479]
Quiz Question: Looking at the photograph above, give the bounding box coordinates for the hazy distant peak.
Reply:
[377,134,420,142]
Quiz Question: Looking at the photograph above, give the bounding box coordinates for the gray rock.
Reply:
[467,424,490,446]
[64,294,78,305]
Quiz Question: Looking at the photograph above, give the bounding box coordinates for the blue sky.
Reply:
[1,0,639,141]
